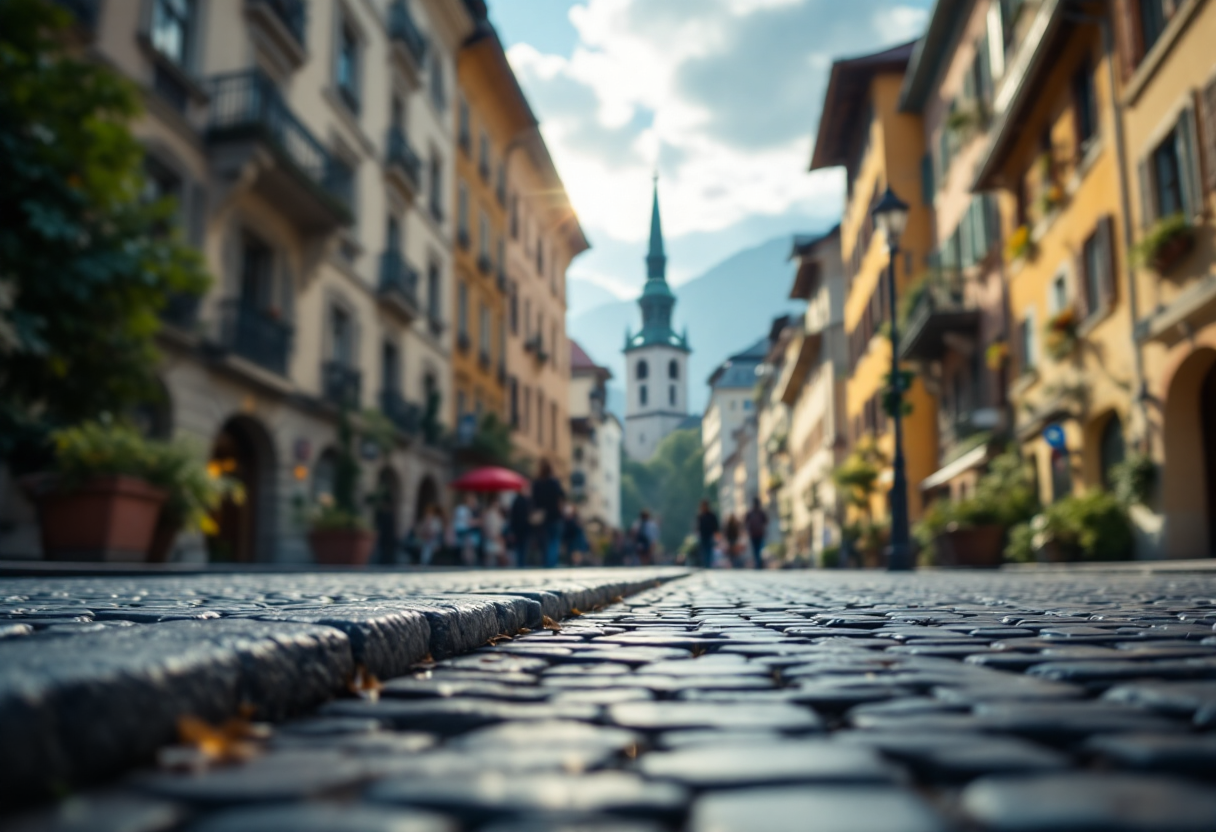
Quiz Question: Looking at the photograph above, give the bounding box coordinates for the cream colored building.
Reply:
[753,317,796,558]
[7,0,475,562]
[569,340,620,530]
[701,339,766,508]
[780,227,848,561]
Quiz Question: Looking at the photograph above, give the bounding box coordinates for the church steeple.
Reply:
[646,174,667,281]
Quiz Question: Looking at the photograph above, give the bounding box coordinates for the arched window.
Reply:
[669,385,676,406]
[640,385,648,406]
[669,359,679,380]
[636,360,649,380]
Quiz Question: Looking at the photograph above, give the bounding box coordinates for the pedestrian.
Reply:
[723,513,742,566]
[634,509,655,565]
[482,498,505,567]
[695,500,720,569]
[530,459,565,568]
[745,496,768,569]
[453,493,480,566]
[508,486,532,568]
[419,504,444,566]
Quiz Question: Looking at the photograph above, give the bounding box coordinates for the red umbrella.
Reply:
[450,466,528,493]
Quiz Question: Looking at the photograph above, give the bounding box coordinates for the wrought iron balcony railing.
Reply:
[254,0,307,47]
[379,250,420,313]
[386,126,421,191]
[388,1,428,66]
[380,389,422,435]
[206,70,352,212]
[322,361,362,408]
[219,300,293,376]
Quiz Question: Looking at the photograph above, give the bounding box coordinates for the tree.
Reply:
[0,0,208,464]
[620,427,709,554]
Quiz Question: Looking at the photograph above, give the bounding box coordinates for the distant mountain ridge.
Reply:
[570,234,812,415]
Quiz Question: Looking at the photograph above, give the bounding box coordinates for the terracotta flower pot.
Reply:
[935,524,1004,568]
[147,512,182,563]
[1150,230,1195,274]
[35,476,166,562]
[308,528,375,566]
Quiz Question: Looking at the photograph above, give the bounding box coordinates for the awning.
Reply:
[919,444,989,491]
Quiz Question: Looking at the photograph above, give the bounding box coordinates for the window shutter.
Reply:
[1097,215,1116,310]
[1179,106,1203,218]
[1113,0,1141,79]
[1137,160,1155,229]
[1203,78,1216,194]
[921,153,935,205]
[1074,249,1090,321]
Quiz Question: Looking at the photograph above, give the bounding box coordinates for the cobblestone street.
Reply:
[5,568,1216,831]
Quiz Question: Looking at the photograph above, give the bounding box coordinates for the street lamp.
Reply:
[871,186,912,572]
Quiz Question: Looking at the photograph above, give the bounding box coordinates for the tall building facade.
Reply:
[702,338,767,508]
[569,340,620,530]
[623,179,691,461]
[0,0,477,561]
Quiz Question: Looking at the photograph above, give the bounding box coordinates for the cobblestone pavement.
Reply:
[6,569,1216,831]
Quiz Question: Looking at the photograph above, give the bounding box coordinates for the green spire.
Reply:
[646,174,667,281]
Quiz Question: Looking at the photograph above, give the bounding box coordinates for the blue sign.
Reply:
[1043,423,1067,451]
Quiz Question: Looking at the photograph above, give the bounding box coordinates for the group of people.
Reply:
[404,460,588,568]
[694,496,769,570]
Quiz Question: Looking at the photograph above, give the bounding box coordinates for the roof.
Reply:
[789,224,840,260]
[570,339,612,379]
[708,337,768,388]
[808,40,918,172]
[898,0,972,113]
[676,415,703,432]
[789,225,840,300]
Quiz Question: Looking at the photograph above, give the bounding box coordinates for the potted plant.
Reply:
[1044,308,1078,360]
[986,340,1009,372]
[1005,225,1033,263]
[306,407,374,566]
[144,442,245,562]
[26,422,167,561]
[1132,213,1195,274]
[1005,490,1133,563]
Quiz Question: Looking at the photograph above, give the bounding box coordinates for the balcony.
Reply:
[218,300,293,376]
[205,70,352,233]
[322,361,362,409]
[380,389,421,436]
[378,250,420,320]
[525,334,549,365]
[388,0,428,85]
[385,126,421,201]
[476,253,494,275]
[899,288,981,362]
[245,0,308,71]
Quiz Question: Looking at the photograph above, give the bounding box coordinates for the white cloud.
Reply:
[508,0,925,256]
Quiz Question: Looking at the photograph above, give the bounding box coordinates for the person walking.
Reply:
[562,506,589,566]
[508,487,532,568]
[482,499,506,567]
[695,500,720,569]
[745,496,769,569]
[723,514,742,568]
[419,504,444,566]
[453,493,480,566]
[531,459,565,569]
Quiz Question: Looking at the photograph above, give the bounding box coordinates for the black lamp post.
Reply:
[871,186,912,572]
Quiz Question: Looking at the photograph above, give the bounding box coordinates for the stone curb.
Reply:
[0,569,687,803]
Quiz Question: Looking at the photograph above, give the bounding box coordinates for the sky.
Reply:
[489,0,931,319]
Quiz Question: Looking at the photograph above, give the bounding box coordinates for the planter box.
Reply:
[1150,230,1195,274]
[308,528,375,566]
[935,524,1004,568]
[35,476,166,561]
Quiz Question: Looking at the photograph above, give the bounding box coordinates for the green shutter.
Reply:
[1179,106,1203,217]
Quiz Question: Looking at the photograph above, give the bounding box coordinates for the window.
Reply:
[1151,132,1185,217]
[509,378,519,427]
[1142,111,1201,225]
[479,210,490,257]
[151,0,192,66]
[457,282,468,337]
[478,131,491,180]
[921,153,935,205]
[391,96,405,131]
[668,359,679,380]
[239,232,275,311]
[536,238,544,275]
[427,261,441,321]
[457,182,469,243]
[1081,219,1115,319]
[537,392,544,443]
[1139,0,1168,55]
[1072,59,1097,153]
[330,305,354,366]
[1050,273,1068,315]
[382,340,399,394]
[336,21,361,113]
[669,385,676,406]
[1020,308,1037,372]
[429,152,443,219]
[1100,414,1126,489]
[429,51,446,110]
[636,360,649,380]
[458,99,471,153]
[143,155,183,233]
[510,194,519,239]
[386,214,401,252]
[743,400,753,410]
[522,385,531,431]
[640,385,648,406]
[551,403,557,450]
[509,282,519,335]
[479,303,490,356]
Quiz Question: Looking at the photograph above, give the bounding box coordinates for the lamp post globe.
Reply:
[870,186,913,572]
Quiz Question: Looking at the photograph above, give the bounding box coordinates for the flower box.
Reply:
[33,475,166,561]
[308,528,375,566]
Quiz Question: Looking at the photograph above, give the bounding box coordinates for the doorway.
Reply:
[208,416,275,563]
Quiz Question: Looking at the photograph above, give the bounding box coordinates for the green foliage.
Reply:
[467,412,528,472]
[1131,213,1193,269]
[51,420,242,535]
[307,500,372,532]
[620,428,707,554]
[1109,452,1156,506]
[832,440,886,515]
[0,0,209,461]
[914,448,1040,553]
[820,544,841,569]
[1006,490,1134,563]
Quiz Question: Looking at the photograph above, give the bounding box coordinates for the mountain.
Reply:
[569,234,809,415]
[567,278,631,320]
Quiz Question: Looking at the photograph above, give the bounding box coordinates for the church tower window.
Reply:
[640,385,648,406]
[636,360,649,380]
[668,360,679,379]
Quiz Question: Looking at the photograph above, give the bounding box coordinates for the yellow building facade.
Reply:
[810,43,939,534]
[974,1,1138,512]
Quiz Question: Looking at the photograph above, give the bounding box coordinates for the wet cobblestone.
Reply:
[5,569,1216,831]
